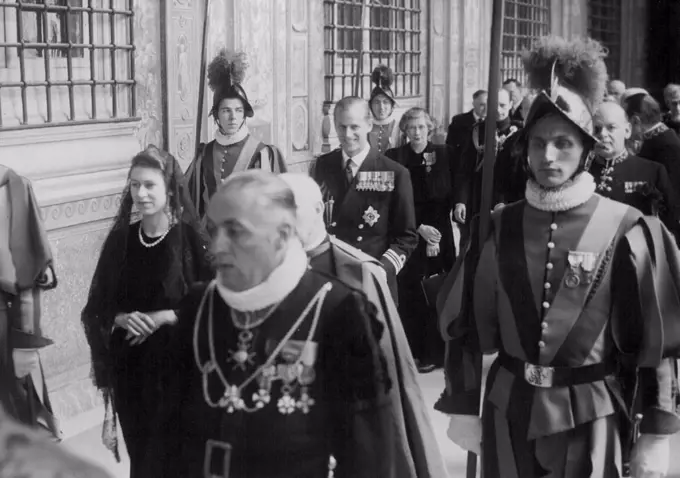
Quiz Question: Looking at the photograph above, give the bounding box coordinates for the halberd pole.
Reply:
[467,1,505,476]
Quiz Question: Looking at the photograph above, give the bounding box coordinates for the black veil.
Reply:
[80,145,210,458]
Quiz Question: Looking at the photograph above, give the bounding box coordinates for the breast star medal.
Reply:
[362,206,381,227]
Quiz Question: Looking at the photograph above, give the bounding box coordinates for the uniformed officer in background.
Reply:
[311,96,418,302]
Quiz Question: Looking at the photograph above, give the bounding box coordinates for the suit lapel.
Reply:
[318,150,346,204]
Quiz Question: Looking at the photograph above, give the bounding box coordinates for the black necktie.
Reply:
[345,159,354,186]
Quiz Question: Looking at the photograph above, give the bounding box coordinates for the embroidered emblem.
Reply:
[422,152,437,173]
[355,171,395,192]
[362,206,381,227]
[625,181,647,194]
[566,251,600,287]
[524,363,554,388]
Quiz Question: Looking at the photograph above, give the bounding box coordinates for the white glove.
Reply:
[447,414,482,456]
[630,434,670,478]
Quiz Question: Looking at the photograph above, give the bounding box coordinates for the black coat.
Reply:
[445,111,477,165]
[638,127,680,191]
[311,148,418,278]
[385,142,457,269]
[146,271,393,478]
[664,113,680,136]
[453,118,523,217]
[590,154,680,239]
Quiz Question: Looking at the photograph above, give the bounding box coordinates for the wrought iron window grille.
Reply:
[323,0,422,103]
[0,0,136,131]
[588,0,621,79]
[501,0,551,82]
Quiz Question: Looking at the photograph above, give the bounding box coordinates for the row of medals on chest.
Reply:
[203,290,324,415]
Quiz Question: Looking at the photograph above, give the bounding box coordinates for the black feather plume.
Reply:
[371,64,394,89]
[522,36,608,111]
[207,49,249,92]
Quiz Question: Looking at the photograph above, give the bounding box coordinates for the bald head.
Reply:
[278,173,326,249]
[497,89,511,121]
[593,101,631,159]
[607,80,626,102]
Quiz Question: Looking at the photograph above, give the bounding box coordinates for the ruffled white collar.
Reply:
[216,238,309,311]
[373,115,395,126]
[215,125,250,146]
[525,172,596,212]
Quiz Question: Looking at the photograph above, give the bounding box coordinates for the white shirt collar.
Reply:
[342,144,371,170]
[472,111,484,122]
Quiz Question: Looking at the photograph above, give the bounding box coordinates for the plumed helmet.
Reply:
[208,49,254,118]
[522,36,608,146]
[369,64,397,106]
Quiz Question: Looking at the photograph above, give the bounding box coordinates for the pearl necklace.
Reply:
[138,223,171,248]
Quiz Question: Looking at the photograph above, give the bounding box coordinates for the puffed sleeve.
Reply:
[611,217,680,435]
[321,290,394,478]
[473,229,500,354]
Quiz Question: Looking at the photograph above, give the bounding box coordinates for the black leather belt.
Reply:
[499,353,615,388]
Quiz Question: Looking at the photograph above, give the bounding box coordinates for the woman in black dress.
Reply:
[386,108,456,373]
[81,146,210,476]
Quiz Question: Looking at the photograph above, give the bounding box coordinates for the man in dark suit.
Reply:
[453,89,522,229]
[445,89,487,164]
[502,78,524,122]
[624,92,680,189]
[311,96,418,301]
[591,101,680,240]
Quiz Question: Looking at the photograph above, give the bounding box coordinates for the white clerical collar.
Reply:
[215,125,250,146]
[342,145,371,169]
[373,115,394,126]
[215,238,309,311]
[525,172,596,212]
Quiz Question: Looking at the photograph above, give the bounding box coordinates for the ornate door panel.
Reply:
[162,0,205,170]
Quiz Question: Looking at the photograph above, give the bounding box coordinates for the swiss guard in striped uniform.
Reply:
[368,65,404,154]
[185,49,286,218]
[444,36,680,477]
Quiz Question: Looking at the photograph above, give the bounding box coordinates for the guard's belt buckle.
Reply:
[524,363,555,388]
[204,439,232,478]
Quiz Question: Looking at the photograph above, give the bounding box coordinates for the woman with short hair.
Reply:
[386,107,456,373]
